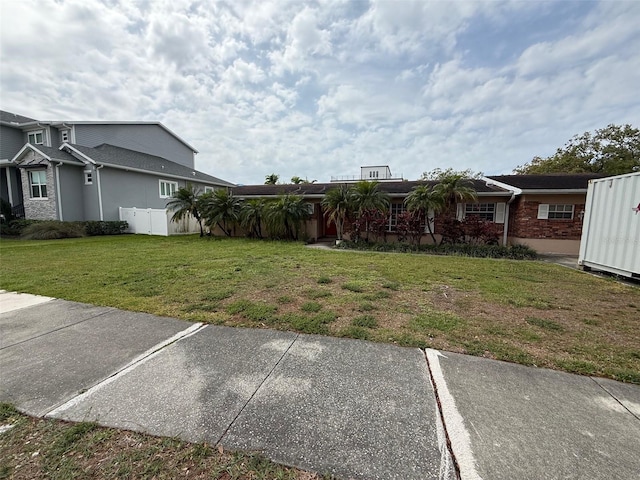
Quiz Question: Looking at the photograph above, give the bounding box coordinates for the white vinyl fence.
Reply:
[119,207,202,236]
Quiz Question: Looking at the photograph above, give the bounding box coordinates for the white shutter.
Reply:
[495,202,506,224]
[456,203,465,221]
[537,204,549,220]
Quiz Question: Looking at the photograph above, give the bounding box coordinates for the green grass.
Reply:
[1,235,639,383]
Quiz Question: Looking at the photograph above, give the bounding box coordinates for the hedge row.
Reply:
[0,220,128,239]
[335,240,538,260]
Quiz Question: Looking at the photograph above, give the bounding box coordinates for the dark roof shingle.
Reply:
[0,110,37,125]
[67,143,234,187]
[486,173,605,190]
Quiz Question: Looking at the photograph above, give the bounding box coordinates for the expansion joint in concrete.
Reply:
[214,333,300,446]
[424,349,462,480]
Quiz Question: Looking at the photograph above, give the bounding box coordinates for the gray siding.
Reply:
[98,168,188,221]
[58,165,84,221]
[81,166,101,221]
[74,124,195,169]
[49,126,61,150]
[0,125,24,160]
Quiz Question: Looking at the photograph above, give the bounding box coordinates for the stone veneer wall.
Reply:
[509,198,584,240]
[20,162,58,220]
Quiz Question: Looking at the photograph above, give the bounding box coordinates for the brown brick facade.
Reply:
[509,198,585,240]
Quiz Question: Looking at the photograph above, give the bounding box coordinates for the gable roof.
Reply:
[11,143,84,167]
[233,179,510,198]
[63,143,234,187]
[486,173,605,191]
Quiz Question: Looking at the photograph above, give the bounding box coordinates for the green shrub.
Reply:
[20,221,85,240]
[0,219,40,236]
[336,240,538,260]
[84,221,128,236]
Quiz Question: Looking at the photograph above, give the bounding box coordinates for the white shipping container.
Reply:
[578,172,640,278]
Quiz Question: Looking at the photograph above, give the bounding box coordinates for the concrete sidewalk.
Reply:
[1,292,639,479]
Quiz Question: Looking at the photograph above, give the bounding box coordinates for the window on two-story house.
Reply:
[159,180,178,198]
[60,130,70,143]
[29,170,47,198]
[27,131,44,145]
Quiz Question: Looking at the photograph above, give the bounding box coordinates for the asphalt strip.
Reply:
[45,322,206,418]
[425,348,483,480]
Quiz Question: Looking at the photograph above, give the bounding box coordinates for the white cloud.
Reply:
[1,0,639,185]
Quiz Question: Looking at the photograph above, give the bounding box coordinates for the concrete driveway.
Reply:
[1,291,639,480]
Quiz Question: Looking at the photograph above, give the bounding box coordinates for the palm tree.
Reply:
[321,184,352,240]
[404,184,445,244]
[264,194,311,240]
[166,183,205,237]
[433,174,478,215]
[350,181,390,241]
[264,173,279,185]
[290,176,303,184]
[201,189,241,236]
[240,198,265,238]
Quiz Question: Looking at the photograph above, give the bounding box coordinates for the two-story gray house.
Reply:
[0,110,233,233]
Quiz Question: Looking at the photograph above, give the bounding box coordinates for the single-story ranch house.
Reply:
[232,168,605,255]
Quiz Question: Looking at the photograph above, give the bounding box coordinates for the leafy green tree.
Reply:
[404,185,445,244]
[166,184,206,237]
[201,189,241,236]
[321,184,352,240]
[350,180,390,214]
[421,168,483,180]
[350,181,390,242]
[264,194,311,240]
[433,174,478,215]
[290,176,303,184]
[240,199,265,238]
[265,173,279,185]
[514,124,640,175]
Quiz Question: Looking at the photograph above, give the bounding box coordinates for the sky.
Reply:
[1,0,639,185]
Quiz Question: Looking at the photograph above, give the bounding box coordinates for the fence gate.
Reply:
[119,207,169,236]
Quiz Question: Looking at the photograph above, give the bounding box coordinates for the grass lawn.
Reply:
[0,404,324,479]
[1,234,639,383]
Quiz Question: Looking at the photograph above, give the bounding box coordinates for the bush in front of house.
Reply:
[335,240,538,260]
[20,221,86,240]
[84,221,128,236]
[12,220,128,240]
[0,219,41,237]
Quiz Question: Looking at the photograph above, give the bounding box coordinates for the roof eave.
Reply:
[520,189,588,194]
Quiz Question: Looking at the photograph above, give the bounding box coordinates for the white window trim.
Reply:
[27,130,44,145]
[159,179,178,198]
[29,170,48,199]
[60,129,71,143]
[84,170,93,185]
[463,203,497,222]
[548,204,574,220]
[204,186,215,193]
